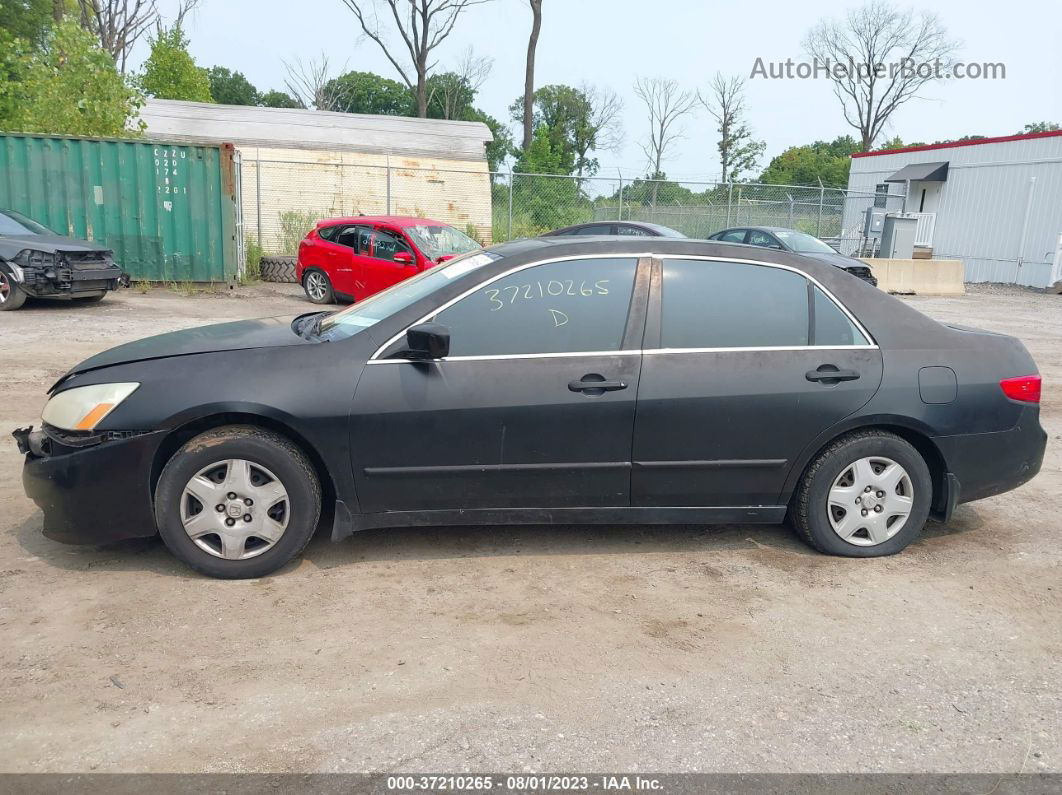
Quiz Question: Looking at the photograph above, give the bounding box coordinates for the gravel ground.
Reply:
[0,283,1058,774]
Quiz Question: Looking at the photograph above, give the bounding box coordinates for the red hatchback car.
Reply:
[296,215,481,304]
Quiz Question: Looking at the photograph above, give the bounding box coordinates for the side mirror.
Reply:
[393,250,415,266]
[406,322,450,360]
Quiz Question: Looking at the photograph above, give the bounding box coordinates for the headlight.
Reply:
[4,262,24,282]
[42,383,140,431]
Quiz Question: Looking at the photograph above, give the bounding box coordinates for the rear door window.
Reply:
[660,259,809,349]
[715,229,748,243]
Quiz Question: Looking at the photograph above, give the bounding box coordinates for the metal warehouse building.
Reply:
[845,130,1062,288]
[139,99,495,251]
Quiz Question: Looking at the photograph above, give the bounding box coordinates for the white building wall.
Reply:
[846,134,1062,287]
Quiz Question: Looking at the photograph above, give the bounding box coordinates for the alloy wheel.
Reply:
[0,272,10,303]
[306,272,327,301]
[827,456,914,546]
[180,459,290,560]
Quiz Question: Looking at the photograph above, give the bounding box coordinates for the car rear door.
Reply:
[350,255,650,514]
[631,256,883,508]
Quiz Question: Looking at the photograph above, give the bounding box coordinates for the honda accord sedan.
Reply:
[14,238,1045,578]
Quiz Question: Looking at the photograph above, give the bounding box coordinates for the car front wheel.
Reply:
[0,270,27,310]
[790,430,932,557]
[154,426,321,578]
[302,269,335,304]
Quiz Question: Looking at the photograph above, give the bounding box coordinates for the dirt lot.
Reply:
[0,283,1058,774]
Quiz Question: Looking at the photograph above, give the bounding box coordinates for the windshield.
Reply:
[405,224,480,259]
[0,209,55,236]
[773,229,836,254]
[319,250,500,340]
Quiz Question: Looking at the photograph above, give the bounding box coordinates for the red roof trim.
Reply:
[851,129,1062,158]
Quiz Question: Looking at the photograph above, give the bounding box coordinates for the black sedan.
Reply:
[707,226,878,286]
[544,221,686,238]
[0,208,127,310]
[14,238,1045,578]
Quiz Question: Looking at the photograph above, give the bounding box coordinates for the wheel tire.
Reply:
[154,425,321,579]
[0,271,27,311]
[259,256,298,283]
[73,292,106,303]
[302,268,336,304]
[790,430,932,557]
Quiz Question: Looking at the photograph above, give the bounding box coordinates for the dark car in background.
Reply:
[14,237,1044,579]
[708,226,878,286]
[0,209,127,311]
[544,221,686,238]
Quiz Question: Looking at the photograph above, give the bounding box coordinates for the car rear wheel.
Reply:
[790,430,932,557]
[0,271,27,310]
[303,269,335,304]
[154,426,321,579]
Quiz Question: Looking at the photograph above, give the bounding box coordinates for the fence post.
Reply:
[507,169,514,241]
[617,172,624,221]
[787,195,794,227]
[385,160,392,214]
[817,181,824,237]
[726,182,733,227]
[255,159,262,246]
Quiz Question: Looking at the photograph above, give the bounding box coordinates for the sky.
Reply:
[140,0,1062,183]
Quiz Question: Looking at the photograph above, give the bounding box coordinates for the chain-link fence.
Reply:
[238,156,901,261]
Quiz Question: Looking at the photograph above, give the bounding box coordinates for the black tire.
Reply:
[73,292,106,303]
[154,425,321,579]
[260,256,298,283]
[790,430,932,557]
[302,268,336,304]
[0,271,27,311]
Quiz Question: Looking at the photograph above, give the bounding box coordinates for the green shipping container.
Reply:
[0,132,237,281]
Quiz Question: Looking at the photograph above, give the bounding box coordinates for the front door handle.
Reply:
[806,366,861,383]
[569,374,627,395]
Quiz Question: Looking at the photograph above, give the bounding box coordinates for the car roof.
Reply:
[718,225,807,234]
[546,221,685,237]
[317,215,450,228]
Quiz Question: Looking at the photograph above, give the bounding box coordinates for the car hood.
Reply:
[797,251,868,270]
[0,233,111,256]
[62,316,312,381]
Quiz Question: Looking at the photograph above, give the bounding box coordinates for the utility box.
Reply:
[863,206,886,237]
[880,214,918,259]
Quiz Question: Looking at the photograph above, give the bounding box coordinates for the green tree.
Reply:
[470,109,513,172]
[0,0,55,49]
[1020,121,1060,134]
[207,66,259,105]
[140,25,212,102]
[259,89,301,109]
[324,71,414,116]
[426,71,476,120]
[759,135,860,188]
[0,17,142,136]
[511,84,605,175]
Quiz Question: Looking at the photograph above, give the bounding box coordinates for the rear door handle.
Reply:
[569,377,627,393]
[806,366,861,383]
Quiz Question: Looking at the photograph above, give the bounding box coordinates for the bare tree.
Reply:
[76,0,158,73]
[634,76,696,205]
[583,83,624,153]
[698,73,764,183]
[283,54,350,111]
[341,0,493,118]
[522,0,543,151]
[427,46,493,120]
[804,0,959,151]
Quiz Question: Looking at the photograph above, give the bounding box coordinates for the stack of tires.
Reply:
[259,256,298,284]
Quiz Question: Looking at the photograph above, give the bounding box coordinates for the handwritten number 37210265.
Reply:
[485,280,610,311]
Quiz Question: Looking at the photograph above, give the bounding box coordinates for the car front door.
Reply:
[632,257,883,508]
[359,228,419,297]
[351,255,649,514]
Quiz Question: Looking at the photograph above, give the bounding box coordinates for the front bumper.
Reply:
[934,408,1047,507]
[20,265,128,298]
[14,426,164,545]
